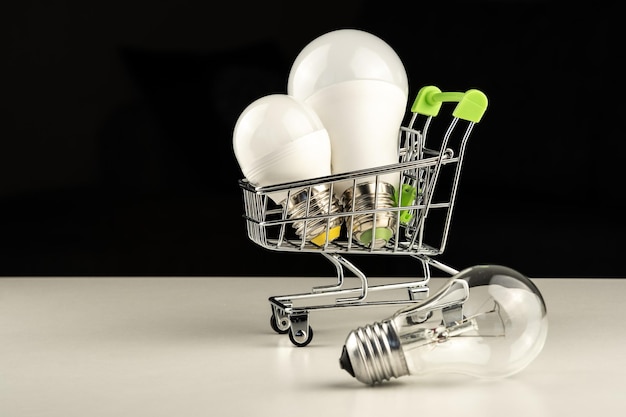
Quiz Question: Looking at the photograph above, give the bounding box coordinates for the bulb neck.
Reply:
[340,319,409,384]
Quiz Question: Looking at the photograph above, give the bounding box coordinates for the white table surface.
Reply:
[1,275,625,417]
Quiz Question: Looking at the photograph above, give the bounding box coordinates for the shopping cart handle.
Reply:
[411,86,488,123]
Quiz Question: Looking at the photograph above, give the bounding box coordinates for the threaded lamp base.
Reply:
[286,185,342,245]
[340,320,409,384]
[341,182,397,249]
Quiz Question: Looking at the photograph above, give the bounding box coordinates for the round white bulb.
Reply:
[233,94,331,204]
[233,94,343,245]
[288,28,408,101]
[288,29,409,247]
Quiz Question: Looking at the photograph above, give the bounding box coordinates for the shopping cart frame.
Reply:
[238,86,488,346]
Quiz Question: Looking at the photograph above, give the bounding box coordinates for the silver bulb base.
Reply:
[340,182,397,249]
[286,185,343,246]
[340,319,409,385]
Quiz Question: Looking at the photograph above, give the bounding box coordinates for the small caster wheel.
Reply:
[270,314,290,334]
[289,326,314,347]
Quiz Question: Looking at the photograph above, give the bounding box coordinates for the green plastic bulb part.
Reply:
[393,183,418,224]
[411,86,488,123]
[359,227,394,246]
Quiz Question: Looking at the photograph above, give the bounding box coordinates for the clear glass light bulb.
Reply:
[233,94,342,244]
[287,29,409,248]
[339,265,549,384]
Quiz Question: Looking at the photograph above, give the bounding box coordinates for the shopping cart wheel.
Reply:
[270,314,290,334]
[288,313,313,347]
[289,326,314,347]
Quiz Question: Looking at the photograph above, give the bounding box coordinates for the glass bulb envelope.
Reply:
[340,265,549,384]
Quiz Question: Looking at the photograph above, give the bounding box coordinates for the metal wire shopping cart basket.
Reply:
[238,85,488,346]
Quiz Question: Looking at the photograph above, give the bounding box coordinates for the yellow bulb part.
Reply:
[310,226,342,246]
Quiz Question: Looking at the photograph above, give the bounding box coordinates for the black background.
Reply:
[2,0,623,278]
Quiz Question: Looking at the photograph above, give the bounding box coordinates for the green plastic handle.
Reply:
[411,86,488,123]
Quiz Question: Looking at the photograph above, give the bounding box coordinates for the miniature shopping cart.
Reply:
[238,85,488,346]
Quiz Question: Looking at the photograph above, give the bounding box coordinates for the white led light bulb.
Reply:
[233,94,342,245]
[340,265,549,384]
[288,29,410,248]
